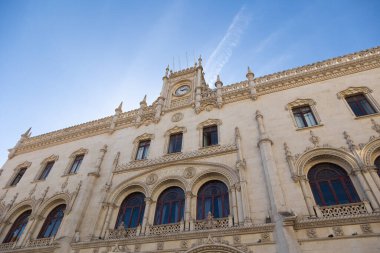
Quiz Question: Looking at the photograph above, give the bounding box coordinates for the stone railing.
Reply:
[148,222,182,235]
[107,227,138,240]
[315,202,369,218]
[0,242,16,250]
[26,237,54,248]
[194,216,231,231]
[222,81,249,94]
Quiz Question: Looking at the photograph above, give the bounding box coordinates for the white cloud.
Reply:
[205,6,251,85]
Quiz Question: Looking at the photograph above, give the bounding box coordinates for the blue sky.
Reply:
[0,0,379,165]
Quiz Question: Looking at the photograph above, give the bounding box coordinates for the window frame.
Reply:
[5,161,31,188]
[115,192,146,229]
[154,187,185,225]
[3,210,31,243]
[135,140,151,160]
[337,86,379,118]
[168,132,183,154]
[37,204,66,239]
[131,133,154,161]
[286,98,322,130]
[197,119,222,148]
[34,155,59,182]
[202,125,218,147]
[63,148,88,176]
[164,126,187,154]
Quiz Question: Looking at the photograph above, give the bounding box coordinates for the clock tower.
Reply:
[159,57,207,113]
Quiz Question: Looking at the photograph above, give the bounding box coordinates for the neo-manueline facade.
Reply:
[0,47,380,253]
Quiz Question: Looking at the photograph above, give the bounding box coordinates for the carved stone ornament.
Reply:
[183,167,196,179]
[157,241,164,250]
[260,232,270,242]
[233,235,241,244]
[332,226,344,237]
[360,223,373,234]
[171,112,184,122]
[306,228,317,238]
[371,119,380,135]
[285,98,316,110]
[181,240,188,249]
[110,244,129,253]
[146,173,158,185]
[134,244,141,252]
[337,86,372,99]
[309,130,320,147]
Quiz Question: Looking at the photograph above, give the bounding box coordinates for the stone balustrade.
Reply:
[147,222,182,235]
[0,242,16,250]
[26,237,54,248]
[315,202,369,218]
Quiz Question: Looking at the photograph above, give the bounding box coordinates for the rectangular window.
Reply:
[38,161,54,180]
[292,106,317,128]
[10,167,27,186]
[69,155,84,174]
[168,133,183,153]
[203,125,218,147]
[136,140,150,160]
[345,94,376,117]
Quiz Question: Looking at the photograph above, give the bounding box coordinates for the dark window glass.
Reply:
[3,210,31,243]
[375,156,380,177]
[69,155,84,174]
[197,180,229,220]
[10,167,27,186]
[203,125,218,147]
[292,106,317,128]
[38,204,66,238]
[308,163,360,206]
[168,133,183,153]
[346,94,376,117]
[39,161,55,180]
[115,192,145,229]
[136,140,150,160]
[154,187,184,225]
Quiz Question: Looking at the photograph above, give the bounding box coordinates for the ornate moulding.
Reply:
[294,212,380,230]
[70,224,275,250]
[12,47,380,157]
[115,144,237,172]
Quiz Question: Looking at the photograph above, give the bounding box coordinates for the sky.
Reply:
[0,0,379,166]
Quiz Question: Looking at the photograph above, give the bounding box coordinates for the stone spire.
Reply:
[140,95,147,108]
[115,102,123,114]
[246,66,257,100]
[8,127,32,159]
[214,75,223,87]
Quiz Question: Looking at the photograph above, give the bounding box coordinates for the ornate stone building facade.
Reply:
[0,47,380,253]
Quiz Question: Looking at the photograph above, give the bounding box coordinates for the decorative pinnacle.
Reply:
[21,127,32,138]
[246,66,255,79]
[115,102,123,113]
[198,55,202,67]
[215,74,223,87]
[165,65,169,77]
[140,95,147,107]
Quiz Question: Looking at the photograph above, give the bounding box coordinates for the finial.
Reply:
[215,74,223,87]
[21,127,32,138]
[140,95,147,107]
[115,102,123,113]
[165,65,169,76]
[198,55,202,66]
[246,66,255,79]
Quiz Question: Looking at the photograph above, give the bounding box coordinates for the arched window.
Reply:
[154,187,185,225]
[197,180,230,220]
[3,210,31,243]
[115,192,145,229]
[37,204,66,238]
[374,156,380,177]
[308,163,360,206]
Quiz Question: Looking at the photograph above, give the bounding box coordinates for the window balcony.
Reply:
[314,201,371,218]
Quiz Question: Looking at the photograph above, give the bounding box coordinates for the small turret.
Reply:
[246,66,257,100]
[140,95,147,108]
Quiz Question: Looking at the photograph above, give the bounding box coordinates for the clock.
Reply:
[175,85,190,96]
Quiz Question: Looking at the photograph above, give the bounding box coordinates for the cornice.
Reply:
[115,144,238,172]
[71,223,275,250]
[12,46,380,156]
[294,213,380,230]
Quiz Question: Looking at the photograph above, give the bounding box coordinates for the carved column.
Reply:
[246,67,257,100]
[101,204,116,238]
[298,176,316,217]
[255,110,301,253]
[184,191,192,231]
[215,75,223,108]
[195,57,203,112]
[141,197,152,234]
[235,184,244,225]
[352,169,380,211]
[368,166,380,190]
[230,185,238,225]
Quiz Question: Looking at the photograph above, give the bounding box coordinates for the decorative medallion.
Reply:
[146,173,158,185]
[183,167,196,179]
[171,112,184,122]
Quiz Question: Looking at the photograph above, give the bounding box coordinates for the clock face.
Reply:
[175,85,190,96]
